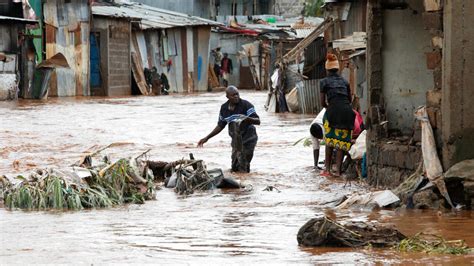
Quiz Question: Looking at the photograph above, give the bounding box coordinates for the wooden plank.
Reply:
[208,63,219,88]
[248,50,261,90]
[283,18,334,63]
[131,32,150,95]
[181,28,189,92]
[131,52,150,95]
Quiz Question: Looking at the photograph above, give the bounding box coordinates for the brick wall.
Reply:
[366,0,424,188]
[108,21,131,96]
[367,142,422,188]
[422,0,443,150]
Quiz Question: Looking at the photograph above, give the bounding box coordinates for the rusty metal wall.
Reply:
[44,0,90,97]
[297,79,321,114]
[303,37,326,80]
[342,0,366,37]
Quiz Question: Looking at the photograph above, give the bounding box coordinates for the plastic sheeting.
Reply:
[415,106,454,207]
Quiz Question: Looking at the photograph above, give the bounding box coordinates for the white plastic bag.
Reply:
[285,87,299,112]
[349,130,366,160]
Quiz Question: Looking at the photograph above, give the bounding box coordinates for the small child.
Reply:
[310,108,326,170]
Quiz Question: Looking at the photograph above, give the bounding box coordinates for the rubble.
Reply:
[336,190,400,210]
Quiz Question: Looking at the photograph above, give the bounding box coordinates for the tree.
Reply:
[304,0,325,17]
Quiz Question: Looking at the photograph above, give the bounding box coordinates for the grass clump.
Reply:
[3,157,155,211]
[397,232,473,255]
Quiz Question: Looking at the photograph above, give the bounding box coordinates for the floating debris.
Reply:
[2,155,155,210]
[263,185,281,192]
[297,216,405,247]
[293,137,313,147]
[397,232,473,255]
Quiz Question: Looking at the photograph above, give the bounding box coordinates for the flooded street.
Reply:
[1,91,473,264]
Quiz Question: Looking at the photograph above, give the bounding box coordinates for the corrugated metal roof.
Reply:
[295,28,320,38]
[0,15,38,24]
[92,1,221,29]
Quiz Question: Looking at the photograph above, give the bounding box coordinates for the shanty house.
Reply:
[0,15,38,100]
[88,11,136,96]
[327,0,474,192]
[43,0,90,97]
[91,1,221,95]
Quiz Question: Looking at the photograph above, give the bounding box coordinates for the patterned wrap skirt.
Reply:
[323,113,352,152]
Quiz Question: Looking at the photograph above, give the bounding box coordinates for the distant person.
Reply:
[160,73,170,95]
[320,53,355,177]
[310,108,326,170]
[220,53,233,87]
[150,67,162,95]
[211,47,223,82]
[198,86,260,173]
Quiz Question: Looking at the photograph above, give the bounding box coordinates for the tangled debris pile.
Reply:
[2,156,155,210]
[397,233,473,255]
[1,149,242,210]
[147,155,242,195]
[297,216,405,248]
[297,216,472,255]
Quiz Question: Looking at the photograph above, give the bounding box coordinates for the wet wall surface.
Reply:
[0,92,473,264]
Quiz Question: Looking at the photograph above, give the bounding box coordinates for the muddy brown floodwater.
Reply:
[1,91,473,264]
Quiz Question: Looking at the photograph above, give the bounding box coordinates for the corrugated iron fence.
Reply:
[296,79,322,114]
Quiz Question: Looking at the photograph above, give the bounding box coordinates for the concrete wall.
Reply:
[442,0,474,168]
[381,0,434,135]
[92,17,131,96]
[108,19,131,96]
[0,24,13,52]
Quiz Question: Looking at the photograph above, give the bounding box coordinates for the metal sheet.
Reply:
[91,2,221,30]
[44,0,90,96]
[0,73,17,100]
[0,15,38,23]
[297,79,322,114]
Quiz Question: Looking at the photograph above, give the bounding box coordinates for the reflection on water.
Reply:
[0,92,473,264]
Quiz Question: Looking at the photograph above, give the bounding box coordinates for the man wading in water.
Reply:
[198,86,260,173]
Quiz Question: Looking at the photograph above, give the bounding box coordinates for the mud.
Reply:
[0,92,473,264]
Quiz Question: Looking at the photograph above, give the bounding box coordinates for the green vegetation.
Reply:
[293,137,325,147]
[304,0,325,17]
[397,233,473,255]
[3,158,155,210]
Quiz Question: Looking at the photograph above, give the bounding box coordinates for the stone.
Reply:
[431,36,443,49]
[426,89,442,107]
[444,159,474,182]
[425,50,442,70]
[433,67,442,89]
[426,107,438,128]
[412,189,440,209]
[423,0,443,12]
[422,11,443,30]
